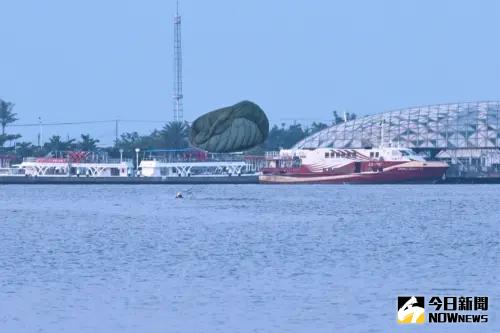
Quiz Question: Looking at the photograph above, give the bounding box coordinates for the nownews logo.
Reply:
[397,296,488,324]
[397,296,425,324]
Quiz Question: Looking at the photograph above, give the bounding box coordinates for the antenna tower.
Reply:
[173,0,183,122]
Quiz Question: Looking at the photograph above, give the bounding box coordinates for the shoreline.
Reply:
[1,176,500,184]
[0,175,259,185]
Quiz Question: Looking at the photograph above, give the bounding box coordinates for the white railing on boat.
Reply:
[22,157,133,164]
[0,168,25,176]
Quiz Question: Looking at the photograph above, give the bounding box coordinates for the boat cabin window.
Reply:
[375,152,379,158]
[110,168,120,176]
[292,156,301,167]
[400,149,414,156]
[370,152,374,158]
[325,152,329,158]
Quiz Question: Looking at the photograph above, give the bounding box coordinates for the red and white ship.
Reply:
[260,147,448,184]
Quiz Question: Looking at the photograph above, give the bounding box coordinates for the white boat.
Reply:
[138,148,256,177]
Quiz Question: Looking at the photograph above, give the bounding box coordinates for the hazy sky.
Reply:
[2,0,500,145]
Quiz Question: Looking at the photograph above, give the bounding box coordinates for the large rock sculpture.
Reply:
[189,101,269,152]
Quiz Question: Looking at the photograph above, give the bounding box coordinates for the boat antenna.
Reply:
[380,119,385,148]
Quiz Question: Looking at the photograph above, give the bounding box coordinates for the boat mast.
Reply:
[380,119,385,148]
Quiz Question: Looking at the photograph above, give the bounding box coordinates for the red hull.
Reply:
[259,161,448,184]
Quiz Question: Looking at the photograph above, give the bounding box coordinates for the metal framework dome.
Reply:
[294,101,500,150]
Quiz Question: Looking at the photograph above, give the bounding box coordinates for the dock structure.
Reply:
[0,175,259,184]
[0,148,259,183]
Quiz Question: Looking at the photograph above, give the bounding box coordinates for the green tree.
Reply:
[0,99,21,148]
[142,129,163,149]
[332,110,356,125]
[78,134,100,151]
[0,99,17,135]
[264,123,309,150]
[44,135,76,153]
[309,121,329,135]
[117,131,141,147]
[13,141,36,158]
[114,131,158,157]
[115,131,143,151]
[283,123,308,147]
[0,134,21,148]
[263,124,283,150]
[160,121,189,149]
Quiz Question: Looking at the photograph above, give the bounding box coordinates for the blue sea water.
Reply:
[0,184,498,333]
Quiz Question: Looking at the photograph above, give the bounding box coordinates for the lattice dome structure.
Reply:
[294,101,500,150]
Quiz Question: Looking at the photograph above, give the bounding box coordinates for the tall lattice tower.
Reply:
[173,0,183,122]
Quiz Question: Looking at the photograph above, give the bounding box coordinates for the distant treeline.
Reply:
[0,98,356,160]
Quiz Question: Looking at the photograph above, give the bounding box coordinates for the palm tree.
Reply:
[264,124,285,150]
[78,134,100,151]
[0,99,17,135]
[283,123,308,148]
[160,121,189,149]
[0,134,21,148]
[44,135,76,153]
[309,122,328,135]
[13,141,36,157]
[332,110,357,125]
